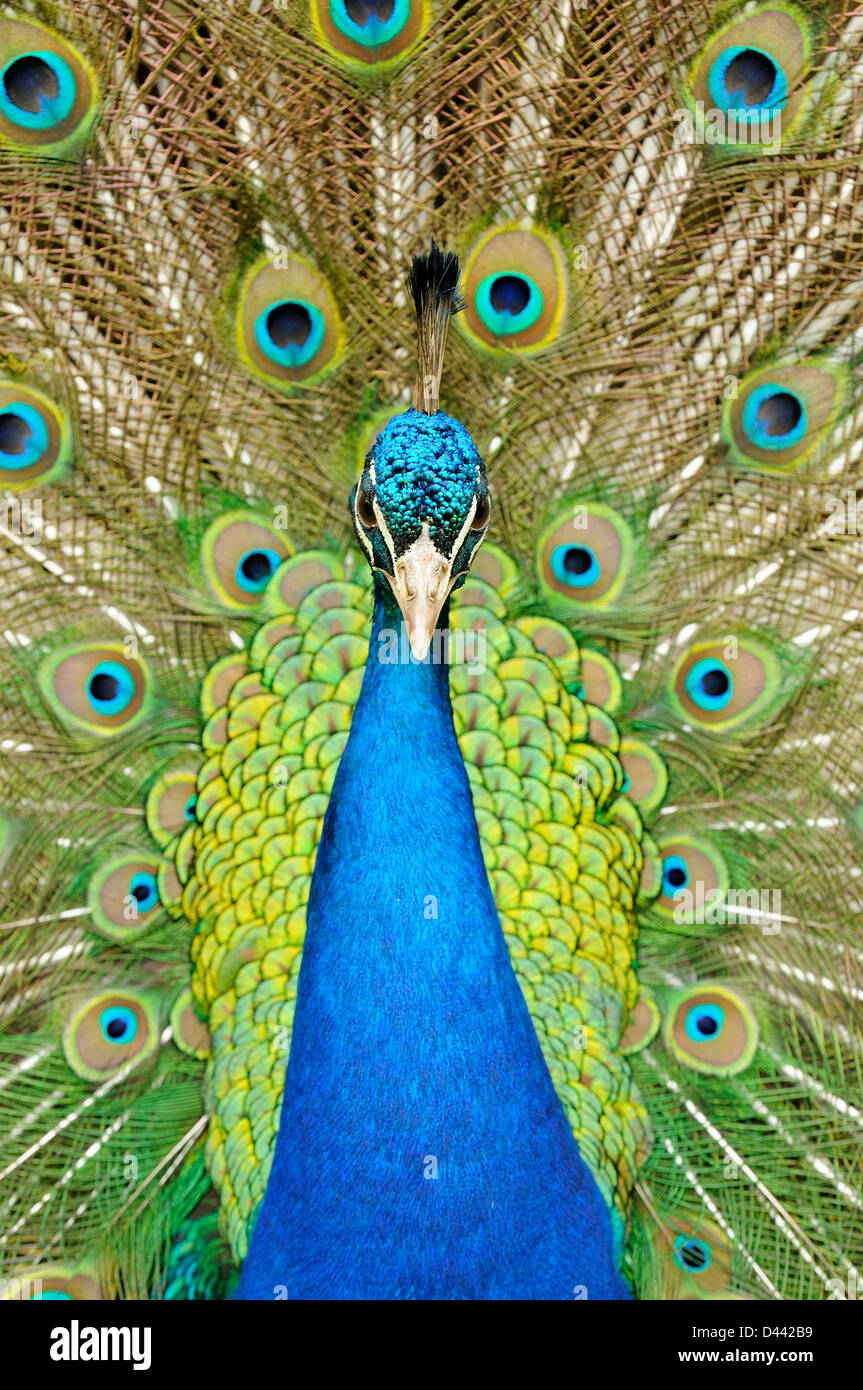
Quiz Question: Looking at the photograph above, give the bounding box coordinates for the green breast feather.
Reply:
[152,542,654,1264]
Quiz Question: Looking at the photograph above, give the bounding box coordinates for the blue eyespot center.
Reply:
[268,302,310,347]
[742,383,807,450]
[129,871,158,914]
[673,1234,712,1273]
[621,773,630,793]
[0,412,30,453]
[684,1002,725,1043]
[476,272,544,337]
[685,657,733,711]
[254,299,325,368]
[86,661,136,715]
[0,51,77,130]
[184,796,197,821]
[235,548,282,593]
[708,45,788,114]
[330,0,410,46]
[662,853,690,896]
[36,1289,73,1300]
[491,275,529,315]
[0,403,48,468]
[550,543,600,589]
[99,1005,138,1045]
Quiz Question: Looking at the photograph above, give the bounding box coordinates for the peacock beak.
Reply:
[387,525,456,661]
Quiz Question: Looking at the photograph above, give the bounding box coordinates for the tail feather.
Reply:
[0,0,861,1300]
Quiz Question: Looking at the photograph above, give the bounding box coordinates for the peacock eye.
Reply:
[673,1235,712,1273]
[356,488,378,530]
[99,1005,139,1045]
[129,871,159,913]
[470,493,491,531]
[86,661,136,715]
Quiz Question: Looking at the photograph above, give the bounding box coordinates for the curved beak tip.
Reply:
[406,624,434,661]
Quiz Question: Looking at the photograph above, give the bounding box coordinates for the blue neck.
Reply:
[234,579,628,1299]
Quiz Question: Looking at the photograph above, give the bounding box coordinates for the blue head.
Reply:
[351,407,491,656]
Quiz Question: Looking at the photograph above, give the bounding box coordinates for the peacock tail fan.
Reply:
[0,0,861,1301]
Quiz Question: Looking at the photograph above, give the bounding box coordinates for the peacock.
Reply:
[0,0,862,1303]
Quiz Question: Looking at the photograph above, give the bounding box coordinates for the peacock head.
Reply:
[351,407,491,659]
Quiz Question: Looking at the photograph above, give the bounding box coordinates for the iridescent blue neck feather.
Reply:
[234,579,629,1299]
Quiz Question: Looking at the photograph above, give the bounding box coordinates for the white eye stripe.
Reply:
[449,496,482,568]
[352,489,376,565]
[353,471,399,574]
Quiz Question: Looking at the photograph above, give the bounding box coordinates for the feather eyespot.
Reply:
[86,661,135,716]
[552,544,598,587]
[255,301,325,369]
[654,1213,735,1296]
[0,18,98,155]
[619,988,662,1055]
[312,0,429,69]
[129,871,158,909]
[235,548,284,594]
[201,511,291,609]
[673,1235,712,1273]
[662,854,689,895]
[669,637,783,733]
[145,759,201,848]
[475,272,544,337]
[99,1004,138,1045]
[742,383,806,448]
[709,46,787,114]
[538,504,634,610]
[460,227,567,354]
[2,51,76,124]
[0,382,70,488]
[618,740,668,814]
[63,991,159,1080]
[724,360,849,472]
[88,851,163,940]
[685,657,732,712]
[170,988,211,1060]
[2,1265,102,1300]
[654,835,729,922]
[684,1001,724,1042]
[39,644,153,736]
[665,984,758,1076]
[236,254,343,389]
[687,3,813,148]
